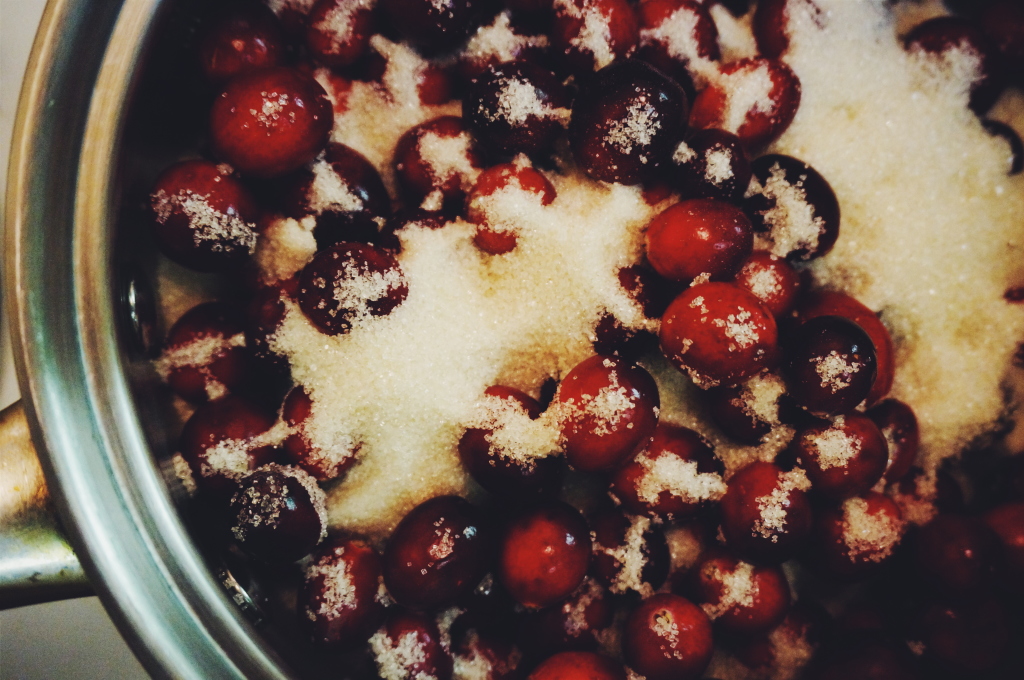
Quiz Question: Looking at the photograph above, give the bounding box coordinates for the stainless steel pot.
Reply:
[4,0,291,676]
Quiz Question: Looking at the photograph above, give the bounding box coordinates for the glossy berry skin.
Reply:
[149,160,260,272]
[669,129,751,203]
[570,60,689,185]
[393,116,482,207]
[499,502,591,609]
[784,316,877,418]
[753,0,821,59]
[792,414,888,500]
[465,61,572,158]
[520,578,614,657]
[210,67,333,178]
[686,550,790,634]
[370,610,453,680]
[744,154,840,261]
[380,0,481,55]
[529,651,626,680]
[689,58,801,149]
[552,0,639,76]
[704,380,776,445]
[866,399,919,483]
[199,3,284,83]
[660,281,779,388]
[814,492,903,578]
[158,302,249,403]
[297,242,408,336]
[610,423,724,520]
[623,593,713,680]
[645,198,753,283]
[732,252,801,318]
[383,495,492,609]
[281,386,357,481]
[300,536,385,647]
[306,0,377,68]
[590,509,670,596]
[636,0,720,84]
[719,461,813,564]
[554,355,660,472]
[229,464,326,563]
[467,164,556,255]
[914,514,1000,594]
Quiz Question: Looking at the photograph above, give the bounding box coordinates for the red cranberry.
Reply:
[521,578,614,657]
[753,0,822,59]
[914,513,1000,594]
[149,160,260,272]
[499,502,591,608]
[305,0,377,69]
[383,495,492,609]
[245,278,296,373]
[380,0,482,55]
[983,501,1024,581]
[981,1,1024,76]
[593,265,677,357]
[590,509,669,597]
[369,609,453,680]
[905,16,1005,114]
[301,536,385,647]
[784,316,877,417]
[156,302,249,403]
[553,355,660,472]
[734,603,827,678]
[529,651,626,680]
[636,0,720,86]
[659,281,779,388]
[267,0,318,39]
[732,252,801,318]
[646,198,754,283]
[804,633,921,680]
[460,12,549,82]
[458,386,562,497]
[743,154,840,261]
[552,0,639,75]
[609,423,725,520]
[281,385,357,481]
[982,119,1024,175]
[465,61,572,158]
[866,399,919,484]
[622,593,713,680]
[199,3,284,83]
[393,116,483,209]
[570,60,690,185]
[210,67,333,178]
[297,242,408,335]
[798,290,895,406]
[229,463,327,563]
[179,395,279,497]
[669,129,751,204]
[719,461,814,563]
[686,550,790,634]
[792,414,888,500]
[917,596,1011,675]
[466,163,557,255]
[814,492,904,578]
[451,627,522,680]
[689,58,801,149]
[705,371,787,445]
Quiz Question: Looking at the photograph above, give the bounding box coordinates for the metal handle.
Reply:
[0,400,90,608]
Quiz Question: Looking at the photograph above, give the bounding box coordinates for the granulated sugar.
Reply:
[463,11,549,67]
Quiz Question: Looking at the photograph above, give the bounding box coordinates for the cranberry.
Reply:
[281,385,358,481]
[267,0,318,39]
[659,281,779,388]
[981,1,1024,77]
[814,492,904,578]
[210,67,333,178]
[380,0,482,55]
[466,61,572,158]
[753,0,822,59]
[719,461,813,563]
[300,536,385,647]
[393,116,483,209]
[149,159,260,272]
[685,550,790,634]
[499,502,591,608]
[590,509,669,596]
[520,578,614,656]
[156,302,249,403]
[983,501,1024,581]
[792,414,888,500]
[179,395,279,497]
[784,316,877,417]
[552,0,639,75]
[732,252,801,319]
[229,463,327,563]
[458,386,562,497]
[245,279,296,373]
[593,265,677,357]
[529,651,626,680]
[866,400,919,484]
[369,609,453,680]
[705,371,787,445]
[669,129,751,204]
[646,198,753,283]
[743,154,840,261]
[804,633,921,680]
[622,593,713,680]
[689,58,801,149]
[297,242,408,336]
[383,495,492,609]
[199,3,284,83]
[914,513,1000,594]
[553,355,660,472]
[905,16,1005,114]
[466,163,557,255]
[917,597,1011,675]
[798,291,895,406]
[982,119,1024,175]
[609,423,725,520]
[636,0,720,86]
[305,0,376,69]
[570,60,689,185]
[460,12,550,82]
[451,627,522,680]
[734,603,828,678]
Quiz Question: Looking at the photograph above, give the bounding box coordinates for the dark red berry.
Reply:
[554,355,660,472]
[570,60,689,185]
[300,536,385,647]
[149,159,260,272]
[521,578,614,657]
[982,118,1024,175]
[753,0,822,59]
[210,67,333,178]
[983,501,1024,581]
[669,128,751,203]
[199,3,284,83]
[590,509,669,596]
[380,0,482,55]
[660,281,779,388]
[297,242,408,336]
[499,502,591,608]
[552,0,639,75]
[792,413,888,500]
[704,372,788,445]
[451,626,522,680]
[622,593,713,680]
[156,302,249,403]
[784,316,877,417]
[281,385,358,481]
[981,1,1024,77]
[306,0,377,69]
[369,609,453,680]
[686,549,790,634]
[732,251,801,318]
[636,0,720,87]
[466,163,557,255]
[866,399,919,484]
[593,265,677,357]
[393,116,483,209]
[646,198,754,283]
[814,492,904,578]
[804,633,921,680]
[914,513,1000,594]
[917,596,1011,675]
[245,279,296,373]
[529,651,626,680]
[734,603,827,679]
